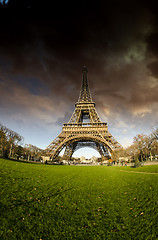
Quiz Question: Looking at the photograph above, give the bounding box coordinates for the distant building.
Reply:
[41,156,50,163]
[119,157,129,162]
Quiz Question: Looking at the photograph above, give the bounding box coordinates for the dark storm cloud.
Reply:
[147,60,158,78]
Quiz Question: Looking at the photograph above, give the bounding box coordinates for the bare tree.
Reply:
[0,123,24,158]
[24,144,42,161]
[133,134,149,161]
[151,125,158,141]
[0,128,7,156]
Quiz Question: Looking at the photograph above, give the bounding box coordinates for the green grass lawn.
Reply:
[0,158,158,240]
[111,164,158,173]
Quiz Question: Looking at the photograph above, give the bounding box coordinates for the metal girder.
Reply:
[63,143,77,160]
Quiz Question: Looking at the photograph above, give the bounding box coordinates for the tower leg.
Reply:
[63,143,76,160]
[95,143,110,161]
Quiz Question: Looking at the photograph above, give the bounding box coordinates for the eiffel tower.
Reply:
[43,66,122,161]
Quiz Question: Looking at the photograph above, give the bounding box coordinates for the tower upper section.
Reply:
[68,67,101,124]
[77,66,93,103]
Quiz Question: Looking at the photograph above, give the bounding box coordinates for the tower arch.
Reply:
[48,135,113,160]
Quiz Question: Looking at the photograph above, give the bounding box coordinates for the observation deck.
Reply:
[62,122,108,134]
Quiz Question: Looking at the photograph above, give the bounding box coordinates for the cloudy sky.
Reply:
[0,0,158,157]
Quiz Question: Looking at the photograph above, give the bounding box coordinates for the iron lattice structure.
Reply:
[44,67,122,160]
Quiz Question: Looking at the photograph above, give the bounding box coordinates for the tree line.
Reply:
[0,123,42,161]
[112,125,158,164]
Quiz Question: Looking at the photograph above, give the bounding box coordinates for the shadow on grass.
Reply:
[0,156,42,165]
[0,157,66,166]
[131,163,143,168]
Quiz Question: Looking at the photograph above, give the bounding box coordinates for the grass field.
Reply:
[0,158,158,240]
